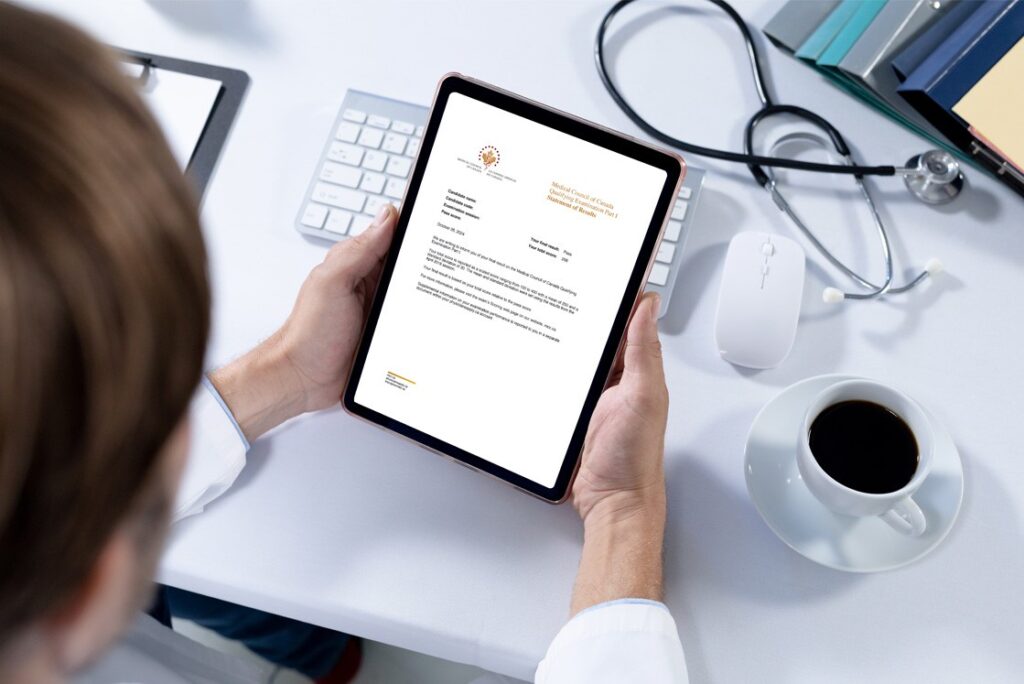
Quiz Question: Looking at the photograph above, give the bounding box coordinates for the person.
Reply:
[0,3,687,683]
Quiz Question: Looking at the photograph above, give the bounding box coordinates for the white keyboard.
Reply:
[296,89,705,318]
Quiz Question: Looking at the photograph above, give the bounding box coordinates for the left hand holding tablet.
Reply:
[209,204,397,441]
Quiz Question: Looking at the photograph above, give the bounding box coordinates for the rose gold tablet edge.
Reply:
[341,73,686,505]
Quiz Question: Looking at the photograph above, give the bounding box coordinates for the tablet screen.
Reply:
[352,89,670,490]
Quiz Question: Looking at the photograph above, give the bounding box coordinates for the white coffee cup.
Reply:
[797,379,933,537]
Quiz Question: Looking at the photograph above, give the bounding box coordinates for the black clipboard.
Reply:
[119,48,250,200]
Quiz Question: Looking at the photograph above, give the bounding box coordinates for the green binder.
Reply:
[787,0,968,163]
[818,0,888,66]
[795,0,861,62]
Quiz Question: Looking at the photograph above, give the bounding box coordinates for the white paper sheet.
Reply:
[133,65,222,170]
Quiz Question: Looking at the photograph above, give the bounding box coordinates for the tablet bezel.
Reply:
[343,74,684,503]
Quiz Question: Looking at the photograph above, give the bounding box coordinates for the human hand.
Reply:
[572,292,669,526]
[210,205,397,442]
[570,292,669,613]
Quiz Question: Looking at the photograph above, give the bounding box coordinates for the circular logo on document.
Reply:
[478,145,501,168]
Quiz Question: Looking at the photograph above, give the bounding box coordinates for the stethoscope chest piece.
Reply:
[903,150,964,205]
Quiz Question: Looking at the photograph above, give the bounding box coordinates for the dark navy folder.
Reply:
[897,0,1021,147]
[891,0,989,82]
[897,0,1024,197]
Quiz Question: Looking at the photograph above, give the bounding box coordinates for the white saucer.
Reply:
[744,374,964,573]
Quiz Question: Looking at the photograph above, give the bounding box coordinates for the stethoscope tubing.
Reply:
[595,0,936,301]
[595,0,898,178]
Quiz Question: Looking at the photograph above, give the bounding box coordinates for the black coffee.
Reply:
[808,400,918,494]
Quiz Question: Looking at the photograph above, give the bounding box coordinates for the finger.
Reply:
[358,258,387,309]
[605,336,626,388]
[621,292,664,385]
[606,363,623,387]
[323,204,397,286]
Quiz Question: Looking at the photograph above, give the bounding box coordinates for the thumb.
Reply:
[622,292,664,384]
[323,204,397,285]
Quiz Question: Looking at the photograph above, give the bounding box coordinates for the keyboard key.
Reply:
[362,150,387,172]
[648,263,670,286]
[671,201,687,221]
[678,186,692,200]
[357,128,384,149]
[406,138,421,156]
[384,177,407,199]
[382,133,407,155]
[360,172,386,194]
[364,195,389,217]
[342,109,367,123]
[656,242,676,264]
[350,214,374,235]
[414,125,425,137]
[324,209,352,234]
[300,202,328,229]
[312,182,366,212]
[320,161,362,188]
[386,156,412,178]
[335,122,360,143]
[367,114,391,129]
[327,141,364,166]
[664,220,683,242]
[392,120,415,135]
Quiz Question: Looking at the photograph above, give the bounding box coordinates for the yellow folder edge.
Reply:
[953,37,1024,169]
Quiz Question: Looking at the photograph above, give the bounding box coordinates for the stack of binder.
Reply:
[764,0,1024,199]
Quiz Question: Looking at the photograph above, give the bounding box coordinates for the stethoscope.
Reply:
[595,0,965,302]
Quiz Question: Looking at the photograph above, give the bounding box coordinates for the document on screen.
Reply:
[355,93,666,487]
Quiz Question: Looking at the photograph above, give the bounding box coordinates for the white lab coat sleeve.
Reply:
[172,376,249,522]
[534,599,688,684]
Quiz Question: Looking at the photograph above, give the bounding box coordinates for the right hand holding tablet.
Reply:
[573,292,669,524]
[570,292,669,614]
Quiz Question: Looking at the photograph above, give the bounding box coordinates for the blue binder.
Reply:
[897,0,1023,148]
[930,3,1024,109]
[897,1,1012,92]
[891,0,989,82]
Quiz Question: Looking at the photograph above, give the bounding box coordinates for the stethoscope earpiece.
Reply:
[822,287,845,304]
[822,259,945,304]
[765,131,946,303]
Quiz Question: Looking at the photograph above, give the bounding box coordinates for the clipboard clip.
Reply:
[120,54,153,85]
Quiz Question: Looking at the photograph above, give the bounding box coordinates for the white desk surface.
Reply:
[27,1,1024,681]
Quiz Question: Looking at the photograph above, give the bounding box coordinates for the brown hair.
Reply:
[0,2,210,649]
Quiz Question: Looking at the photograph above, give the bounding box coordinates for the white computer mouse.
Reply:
[714,231,805,369]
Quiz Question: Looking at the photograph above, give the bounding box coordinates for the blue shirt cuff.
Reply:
[201,375,250,451]
[575,598,670,619]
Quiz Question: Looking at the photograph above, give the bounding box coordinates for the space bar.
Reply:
[311,182,366,212]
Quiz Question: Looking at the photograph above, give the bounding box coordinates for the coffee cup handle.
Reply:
[880,497,927,537]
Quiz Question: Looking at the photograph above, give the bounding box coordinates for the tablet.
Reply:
[343,75,684,502]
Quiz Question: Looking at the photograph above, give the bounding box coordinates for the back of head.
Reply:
[0,1,209,654]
